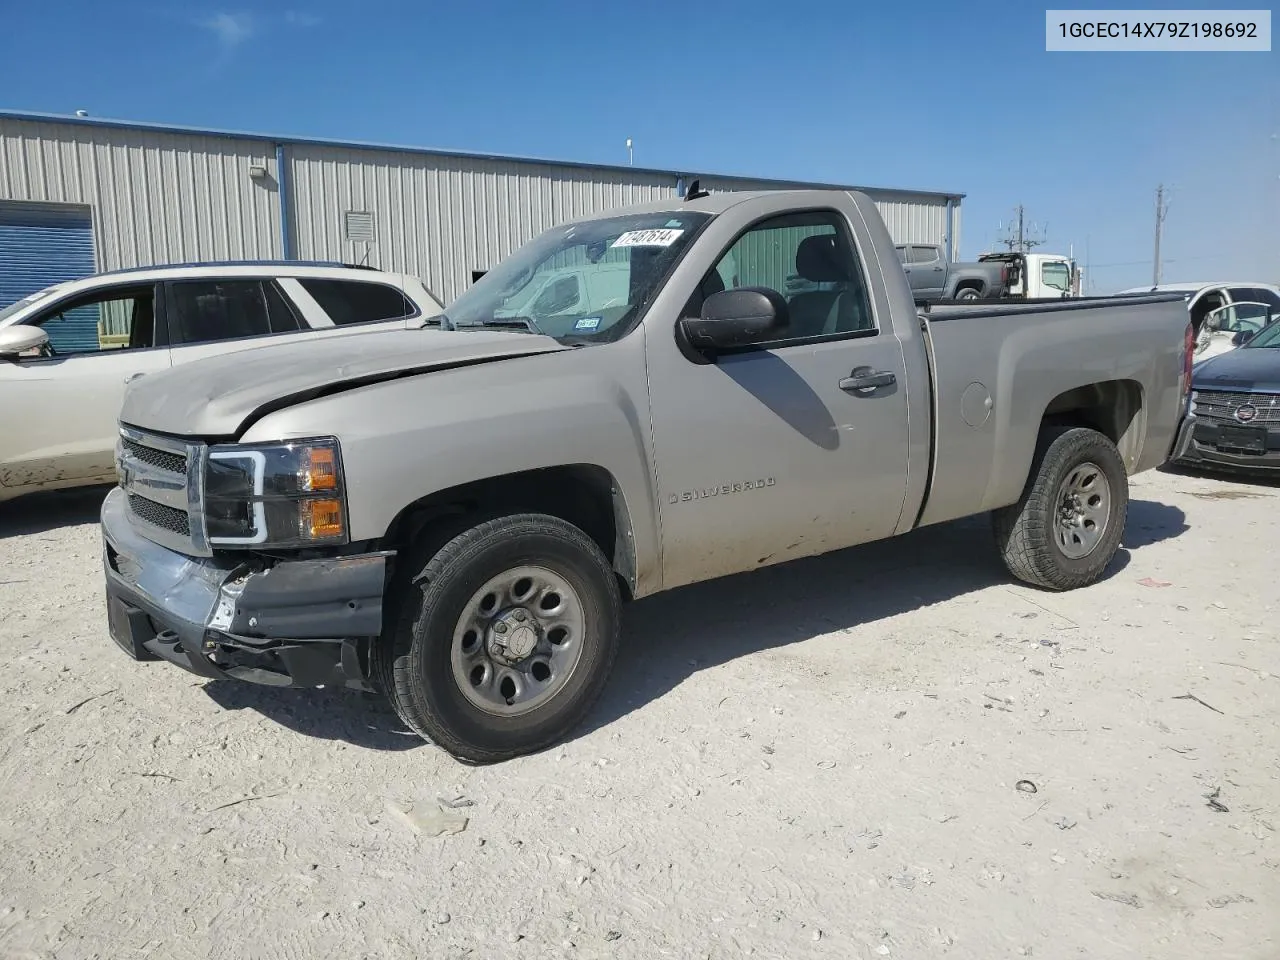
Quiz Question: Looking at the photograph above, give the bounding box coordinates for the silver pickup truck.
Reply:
[894,243,1011,301]
[100,189,1194,763]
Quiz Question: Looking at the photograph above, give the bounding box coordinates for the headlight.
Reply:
[204,438,348,548]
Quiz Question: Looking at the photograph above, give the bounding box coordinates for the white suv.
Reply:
[0,261,444,502]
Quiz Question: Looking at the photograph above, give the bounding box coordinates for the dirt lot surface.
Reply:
[0,465,1277,960]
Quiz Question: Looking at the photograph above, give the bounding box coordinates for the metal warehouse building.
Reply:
[0,110,963,308]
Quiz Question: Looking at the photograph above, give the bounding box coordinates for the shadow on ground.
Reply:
[201,682,423,752]
[1122,498,1190,549]
[206,500,1187,752]
[1158,461,1280,490]
[0,485,111,538]
[573,499,1186,742]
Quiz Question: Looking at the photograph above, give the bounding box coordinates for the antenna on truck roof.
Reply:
[684,178,711,202]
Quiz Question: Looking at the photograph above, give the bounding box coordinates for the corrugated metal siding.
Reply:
[692,175,951,251]
[873,197,948,250]
[730,225,833,291]
[0,118,281,272]
[288,145,680,303]
[0,201,94,311]
[0,116,963,299]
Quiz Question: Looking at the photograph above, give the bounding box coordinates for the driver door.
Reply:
[0,283,170,492]
[1201,302,1273,357]
[910,245,946,300]
[645,207,912,590]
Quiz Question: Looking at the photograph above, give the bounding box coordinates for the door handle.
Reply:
[839,368,897,394]
[933,266,944,272]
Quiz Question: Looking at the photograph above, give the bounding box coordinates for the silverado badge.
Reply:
[668,478,776,505]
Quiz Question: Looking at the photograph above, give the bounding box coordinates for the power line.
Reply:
[1085,254,1235,270]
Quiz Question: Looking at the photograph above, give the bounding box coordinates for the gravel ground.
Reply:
[0,465,1277,960]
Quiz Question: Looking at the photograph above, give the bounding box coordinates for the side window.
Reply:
[298,278,414,326]
[910,245,938,264]
[530,275,581,316]
[1041,261,1071,294]
[26,285,158,356]
[704,210,874,341]
[1233,287,1280,312]
[168,280,287,345]
[264,281,304,333]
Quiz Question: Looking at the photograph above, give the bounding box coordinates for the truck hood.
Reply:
[121,327,572,438]
[1193,347,1280,394]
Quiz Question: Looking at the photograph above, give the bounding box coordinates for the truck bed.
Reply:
[913,294,1190,529]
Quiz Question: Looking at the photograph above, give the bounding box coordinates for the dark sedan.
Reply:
[1170,318,1280,473]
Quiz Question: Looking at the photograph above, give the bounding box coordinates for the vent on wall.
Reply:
[343,211,376,244]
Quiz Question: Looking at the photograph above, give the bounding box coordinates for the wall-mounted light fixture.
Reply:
[248,164,269,181]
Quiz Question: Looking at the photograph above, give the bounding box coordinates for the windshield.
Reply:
[1246,317,1280,348]
[444,212,711,342]
[0,285,60,324]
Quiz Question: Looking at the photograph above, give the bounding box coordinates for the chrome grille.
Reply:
[127,493,190,536]
[1195,390,1280,424]
[121,437,187,475]
[117,426,210,556]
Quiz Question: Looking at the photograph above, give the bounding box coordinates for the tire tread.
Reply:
[387,513,620,763]
[993,426,1128,591]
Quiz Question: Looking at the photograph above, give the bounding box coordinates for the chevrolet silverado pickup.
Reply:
[100,189,1194,763]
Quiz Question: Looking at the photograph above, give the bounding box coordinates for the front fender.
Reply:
[239,340,664,595]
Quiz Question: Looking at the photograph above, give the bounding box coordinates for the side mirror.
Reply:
[681,287,788,351]
[1232,329,1256,346]
[0,325,48,359]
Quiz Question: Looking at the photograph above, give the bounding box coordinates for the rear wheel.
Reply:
[954,287,982,300]
[993,426,1128,591]
[385,513,621,763]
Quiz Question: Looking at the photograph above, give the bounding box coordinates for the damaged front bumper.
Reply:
[1170,411,1280,473]
[100,486,390,690]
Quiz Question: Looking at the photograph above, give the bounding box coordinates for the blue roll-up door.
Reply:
[0,201,96,307]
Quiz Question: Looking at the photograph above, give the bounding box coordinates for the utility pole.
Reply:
[626,138,633,166]
[1152,184,1169,286]
[997,205,1045,253]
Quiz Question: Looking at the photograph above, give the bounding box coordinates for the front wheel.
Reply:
[384,513,621,763]
[992,426,1128,591]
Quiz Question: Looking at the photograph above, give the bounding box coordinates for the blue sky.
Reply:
[1,0,1276,291]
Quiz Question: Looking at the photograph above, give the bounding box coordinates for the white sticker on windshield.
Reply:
[574,316,601,330]
[611,228,684,248]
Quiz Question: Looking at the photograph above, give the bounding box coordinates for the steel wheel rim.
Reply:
[450,564,586,717]
[1054,461,1111,559]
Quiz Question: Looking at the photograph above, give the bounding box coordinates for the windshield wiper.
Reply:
[453,316,543,334]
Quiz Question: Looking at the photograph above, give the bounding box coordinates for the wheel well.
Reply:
[380,464,634,600]
[954,280,983,294]
[1040,379,1145,467]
